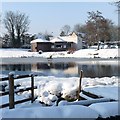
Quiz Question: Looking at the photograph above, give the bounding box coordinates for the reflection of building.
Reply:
[31,62,77,72]
[64,65,78,75]
[31,64,38,72]
[30,32,82,52]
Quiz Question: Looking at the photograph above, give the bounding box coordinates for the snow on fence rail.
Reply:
[0,73,37,109]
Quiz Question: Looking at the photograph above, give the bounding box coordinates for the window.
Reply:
[51,45,54,48]
[56,45,62,48]
[63,45,66,48]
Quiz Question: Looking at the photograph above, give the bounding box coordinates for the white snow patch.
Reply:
[89,102,119,118]
[2,105,99,118]
[0,48,119,59]
[83,86,119,100]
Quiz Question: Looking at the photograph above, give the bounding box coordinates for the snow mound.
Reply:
[2,105,99,118]
[83,86,119,100]
[89,102,119,118]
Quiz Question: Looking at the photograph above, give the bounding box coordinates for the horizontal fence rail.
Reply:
[0,73,37,109]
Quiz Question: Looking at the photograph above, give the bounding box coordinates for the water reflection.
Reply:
[1,62,119,78]
[33,62,75,70]
[2,64,31,71]
[78,64,119,77]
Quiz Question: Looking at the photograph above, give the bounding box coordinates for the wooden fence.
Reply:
[0,73,37,109]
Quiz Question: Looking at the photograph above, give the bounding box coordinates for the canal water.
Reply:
[1,61,119,78]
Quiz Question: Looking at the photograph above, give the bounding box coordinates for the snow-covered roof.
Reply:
[30,39,50,43]
[50,37,66,43]
[50,35,77,43]
[59,36,77,43]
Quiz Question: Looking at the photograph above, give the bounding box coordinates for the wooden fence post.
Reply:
[31,74,34,103]
[77,70,83,100]
[9,72,15,109]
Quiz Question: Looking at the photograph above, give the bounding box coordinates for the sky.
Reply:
[1,1,118,36]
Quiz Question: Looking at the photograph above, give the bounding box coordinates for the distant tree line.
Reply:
[60,10,119,48]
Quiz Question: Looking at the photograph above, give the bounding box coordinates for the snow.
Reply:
[1,76,119,106]
[83,86,119,100]
[30,38,50,43]
[72,48,119,58]
[0,48,119,59]
[0,48,38,58]
[8,71,15,76]
[89,102,119,118]
[50,37,66,42]
[1,75,119,118]
[58,98,112,106]
[0,48,120,118]
[2,105,99,118]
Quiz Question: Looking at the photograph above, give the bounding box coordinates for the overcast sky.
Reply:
[1,1,118,36]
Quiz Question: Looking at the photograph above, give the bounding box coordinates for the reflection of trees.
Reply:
[36,62,76,70]
[2,64,31,71]
[78,65,96,77]
[78,64,119,78]
[95,64,118,77]
[37,63,51,69]
[100,65,111,77]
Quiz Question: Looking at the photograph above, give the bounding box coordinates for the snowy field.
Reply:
[0,48,119,59]
[0,48,120,119]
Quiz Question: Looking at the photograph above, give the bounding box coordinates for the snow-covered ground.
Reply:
[0,48,119,59]
[0,48,120,119]
[0,76,119,118]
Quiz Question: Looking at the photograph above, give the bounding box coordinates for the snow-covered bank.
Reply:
[0,48,119,59]
[0,76,120,119]
[1,75,119,118]
[1,101,119,118]
[89,101,119,118]
[0,48,119,65]
[1,105,99,118]
[1,57,119,65]
[1,76,119,105]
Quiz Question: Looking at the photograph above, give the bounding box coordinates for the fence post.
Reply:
[31,74,34,103]
[77,70,83,100]
[9,72,15,109]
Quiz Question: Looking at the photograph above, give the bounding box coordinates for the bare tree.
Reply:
[61,25,71,35]
[112,1,120,42]
[74,24,81,33]
[3,11,30,48]
[4,11,15,47]
[2,33,11,47]
[60,31,65,36]
[74,24,86,34]
[85,11,112,49]
[15,11,30,47]
[112,1,120,12]
[44,31,53,40]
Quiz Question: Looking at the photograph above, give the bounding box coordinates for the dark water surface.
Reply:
[1,61,119,78]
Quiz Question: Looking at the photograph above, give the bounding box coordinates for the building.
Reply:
[30,39,52,52]
[30,32,82,52]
